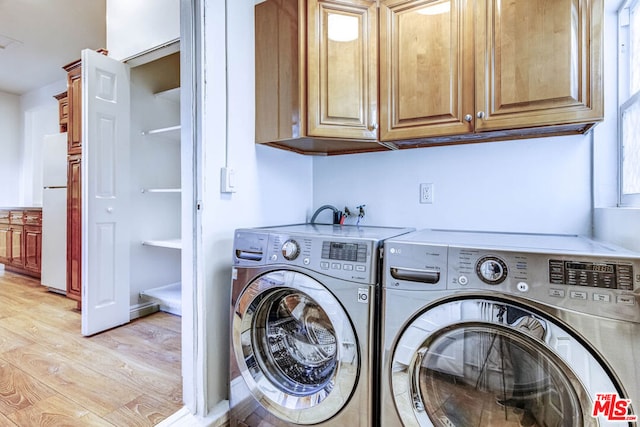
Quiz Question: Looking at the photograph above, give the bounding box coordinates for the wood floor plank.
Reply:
[141,312,182,334]
[88,328,182,375]
[2,343,143,417]
[0,324,34,353]
[1,312,182,402]
[104,393,184,427]
[0,358,56,416]
[0,271,183,426]
[101,318,182,352]
[0,410,17,426]
[8,395,115,427]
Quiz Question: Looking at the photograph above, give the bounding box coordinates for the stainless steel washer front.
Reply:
[233,269,358,424]
[229,223,413,427]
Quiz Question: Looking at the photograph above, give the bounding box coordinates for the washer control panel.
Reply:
[233,230,378,285]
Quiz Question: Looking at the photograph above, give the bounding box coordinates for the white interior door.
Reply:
[81,49,131,336]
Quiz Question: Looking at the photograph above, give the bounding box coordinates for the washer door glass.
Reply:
[233,270,359,424]
[391,299,612,427]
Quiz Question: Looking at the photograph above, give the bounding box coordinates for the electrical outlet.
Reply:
[420,183,434,204]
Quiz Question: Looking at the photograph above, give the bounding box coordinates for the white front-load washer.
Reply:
[381,229,640,427]
[229,224,412,426]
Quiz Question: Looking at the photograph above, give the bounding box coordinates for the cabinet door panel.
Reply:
[380,0,474,141]
[10,226,23,267]
[307,0,377,140]
[24,226,41,274]
[0,227,9,261]
[255,0,303,143]
[67,154,82,302]
[67,67,83,153]
[475,0,603,131]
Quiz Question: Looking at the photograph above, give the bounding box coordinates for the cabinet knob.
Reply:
[464,114,473,122]
[106,207,114,213]
[477,111,485,119]
[368,122,378,132]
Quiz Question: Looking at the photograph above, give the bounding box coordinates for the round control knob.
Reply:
[476,256,508,285]
[281,240,300,261]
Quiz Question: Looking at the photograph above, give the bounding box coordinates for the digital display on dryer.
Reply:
[322,241,367,262]
[549,260,634,290]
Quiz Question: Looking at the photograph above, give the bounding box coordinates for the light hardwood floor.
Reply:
[0,270,183,426]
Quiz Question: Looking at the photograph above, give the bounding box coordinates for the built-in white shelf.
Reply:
[155,87,180,103]
[140,188,182,193]
[142,239,182,249]
[140,282,181,316]
[141,125,181,140]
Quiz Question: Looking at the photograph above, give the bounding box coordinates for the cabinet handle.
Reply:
[477,111,485,119]
[368,122,378,132]
[464,114,473,122]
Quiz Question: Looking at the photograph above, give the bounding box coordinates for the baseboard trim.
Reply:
[157,402,230,427]
[129,301,160,320]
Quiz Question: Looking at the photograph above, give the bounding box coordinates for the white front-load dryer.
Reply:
[229,224,412,426]
[381,229,640,427]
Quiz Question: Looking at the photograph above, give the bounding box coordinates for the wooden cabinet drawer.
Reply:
[24,210,42,225]
[9,211,24,224]
[0,210,9,223]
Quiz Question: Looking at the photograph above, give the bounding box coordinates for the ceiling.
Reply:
[0,0,106,96]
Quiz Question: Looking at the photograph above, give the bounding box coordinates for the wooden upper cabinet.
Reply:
[474,0,603,132]
[255,0,303,143]
[64,60,83,154]
[381,0,603,143]
[379,0,474,141]
[255,0,383,154]
[307,0,378,140]
[54,91,69,133]
[257,0,604,153]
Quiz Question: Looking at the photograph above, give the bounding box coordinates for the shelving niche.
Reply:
[130,51,182,317]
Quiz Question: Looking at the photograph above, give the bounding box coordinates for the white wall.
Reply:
[0,91,21,206]
[107,0,180,60]
[592,3,621,209]
[129,58,182,304]
[19,79,67,206]
[202,0,313,410]
[592,1,640,251]
[314,135,593,234]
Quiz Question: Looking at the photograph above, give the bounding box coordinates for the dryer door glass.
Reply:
[414,325,586,427]
[390,298,615,427]
[233,270,359,424]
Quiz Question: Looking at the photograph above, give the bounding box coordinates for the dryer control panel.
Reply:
[384,234,640,324]
[548,260,634,290]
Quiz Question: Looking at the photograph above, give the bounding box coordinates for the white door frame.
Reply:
[179,0,206,417]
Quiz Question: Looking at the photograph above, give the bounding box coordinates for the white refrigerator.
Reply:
[41,133,67,293]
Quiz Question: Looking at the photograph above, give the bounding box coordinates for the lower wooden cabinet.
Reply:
[0,209,42,278]
[24,225,42,275]
[67,154,82,308]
